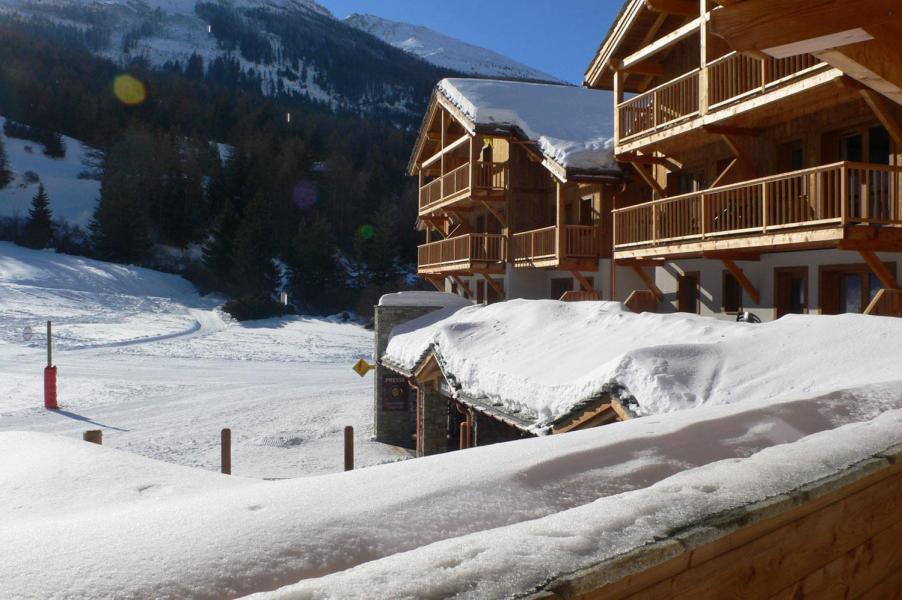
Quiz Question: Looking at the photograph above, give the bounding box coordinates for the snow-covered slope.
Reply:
[0,242,403,477]
[347,13,563,83]
[0,117,100,227]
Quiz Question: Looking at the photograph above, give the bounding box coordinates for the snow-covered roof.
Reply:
[378,291,472,309]
[435,78,619,177]
[383,299,902,432]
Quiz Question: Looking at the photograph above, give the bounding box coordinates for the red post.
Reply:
[44,366,58,410]
[44,321,57,410]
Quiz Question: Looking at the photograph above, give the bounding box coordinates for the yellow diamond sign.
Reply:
[352,358,374,378]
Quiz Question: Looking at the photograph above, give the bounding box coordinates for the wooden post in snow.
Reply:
[221,428,231,475]
[344,426,354,471]
[83,430,102,445]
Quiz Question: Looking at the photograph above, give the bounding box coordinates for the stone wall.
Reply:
[373,304,442,447]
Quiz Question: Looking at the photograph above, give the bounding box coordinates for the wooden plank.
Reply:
[861,88,902,148]
[645,0,697,17]
[570,271,595,293]
[722,258,761,304]
[631,265,664,302]
[631,163,667,196]
[420,134,469,169]
[482,273,505,301]
[622,17,703,69]
[857,249,901,290]
[422,275,445,292]
[702,125,761,137]
[450,275,473,300]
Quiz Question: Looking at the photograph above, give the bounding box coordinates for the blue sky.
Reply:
[318,1,622,84]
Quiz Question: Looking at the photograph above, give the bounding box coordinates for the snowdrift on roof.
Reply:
[437,78,617,173]
[383,299,902,430]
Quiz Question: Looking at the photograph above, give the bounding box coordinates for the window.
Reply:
[819,263,893,315]
[775,267,808,318]
[551,277,573,300]
[677,272,700,314]
[476,279,485,304]
[579,197,593,226]
[722,272,742,313]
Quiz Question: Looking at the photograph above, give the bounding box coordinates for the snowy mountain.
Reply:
[0,0,448,119]
[346,13,563,83]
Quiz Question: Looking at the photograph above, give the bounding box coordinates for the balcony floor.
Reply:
[418,260,506,276]
[614,224,902,260]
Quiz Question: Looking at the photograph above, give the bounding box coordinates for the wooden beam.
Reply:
[482,274,505,300]
[450,275,474,300]
[702,251,761,261]
[622,16,702,69]
[422,275,445,292]
[555,182,565,262]
[703,125,762,137]
[631,162,666,197]
[631,265,664,302]
[612,59,665,77]
[710,157,738,188]
[646,0,697,17]
[861,88,902,149]
[721,134,757,178]
[570,271,594,293]
[722,259,761,305]
[420,134,469,169]
[619,153,684,170]
[858,249,901,290]
[480,200,508,229]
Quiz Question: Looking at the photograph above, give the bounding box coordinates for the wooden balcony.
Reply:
[613,162,902,259]
[417,234,507,275]
[511,225,601,269]
[618,52,822,144]
[418,161,508,215]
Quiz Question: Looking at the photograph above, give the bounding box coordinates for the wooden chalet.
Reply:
[585,0,902,320]
[409,79,625,303]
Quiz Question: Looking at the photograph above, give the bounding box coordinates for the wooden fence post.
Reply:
[221,428,231,475]
[344,426,354,471]
[83,430,102,445]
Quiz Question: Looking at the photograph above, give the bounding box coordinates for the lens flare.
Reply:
[113,74,147,106]
[359,224,375,241]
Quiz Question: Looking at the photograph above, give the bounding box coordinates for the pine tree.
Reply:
[360,200,400,284]
[0,135,12,189]
[202,197,240,288]
[90,172,152,264]
[23,184,54,249]
[231,191,279,300]
[289,213,336,304]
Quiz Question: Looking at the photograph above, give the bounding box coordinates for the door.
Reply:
[820,264,892,314]
[775,268,808,318]
[677,272,700,314]
[551,277,572,300]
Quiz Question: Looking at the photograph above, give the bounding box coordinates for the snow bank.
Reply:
[384,299,902,429]
[378,290,472,308]
[437,78,616,172]
[4,381,901,598]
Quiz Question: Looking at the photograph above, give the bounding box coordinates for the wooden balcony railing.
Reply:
[418,234,507,271]
[613,162,902,250]
[618,53,821,141]
[419,161,509,212]
[708,52,820,108]
[619,69,700,139]
[512,225,599,264]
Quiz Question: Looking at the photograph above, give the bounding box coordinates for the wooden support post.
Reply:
[482,274,505,300]
[722,259,761,305]
[459,420,469,451]
[631,265,664,302]
[423,275,445,292]
[450,275,473,300]
[480,200,508,229]
[221,428,231,475]
[556,182,566,261]
[858,249,901,290]
[613,69,624,143]
[83,430,102,445]
[698,0,709,116]
[711,158,739,188]
[344,425,354,471]
[631,162,666,197]
[571,271,594,293]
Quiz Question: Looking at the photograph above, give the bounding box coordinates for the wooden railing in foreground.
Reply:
[619,53,820,141]
[560,290,601,302]
[511,225,599,263]
[417,234,506,270]
[418,162,508,211]
[625,290,658,314]
[614,162,902,249]
[865,288,902,317]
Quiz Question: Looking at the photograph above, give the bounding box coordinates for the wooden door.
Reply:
[677,272,700,314]
[775,267,808,318]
